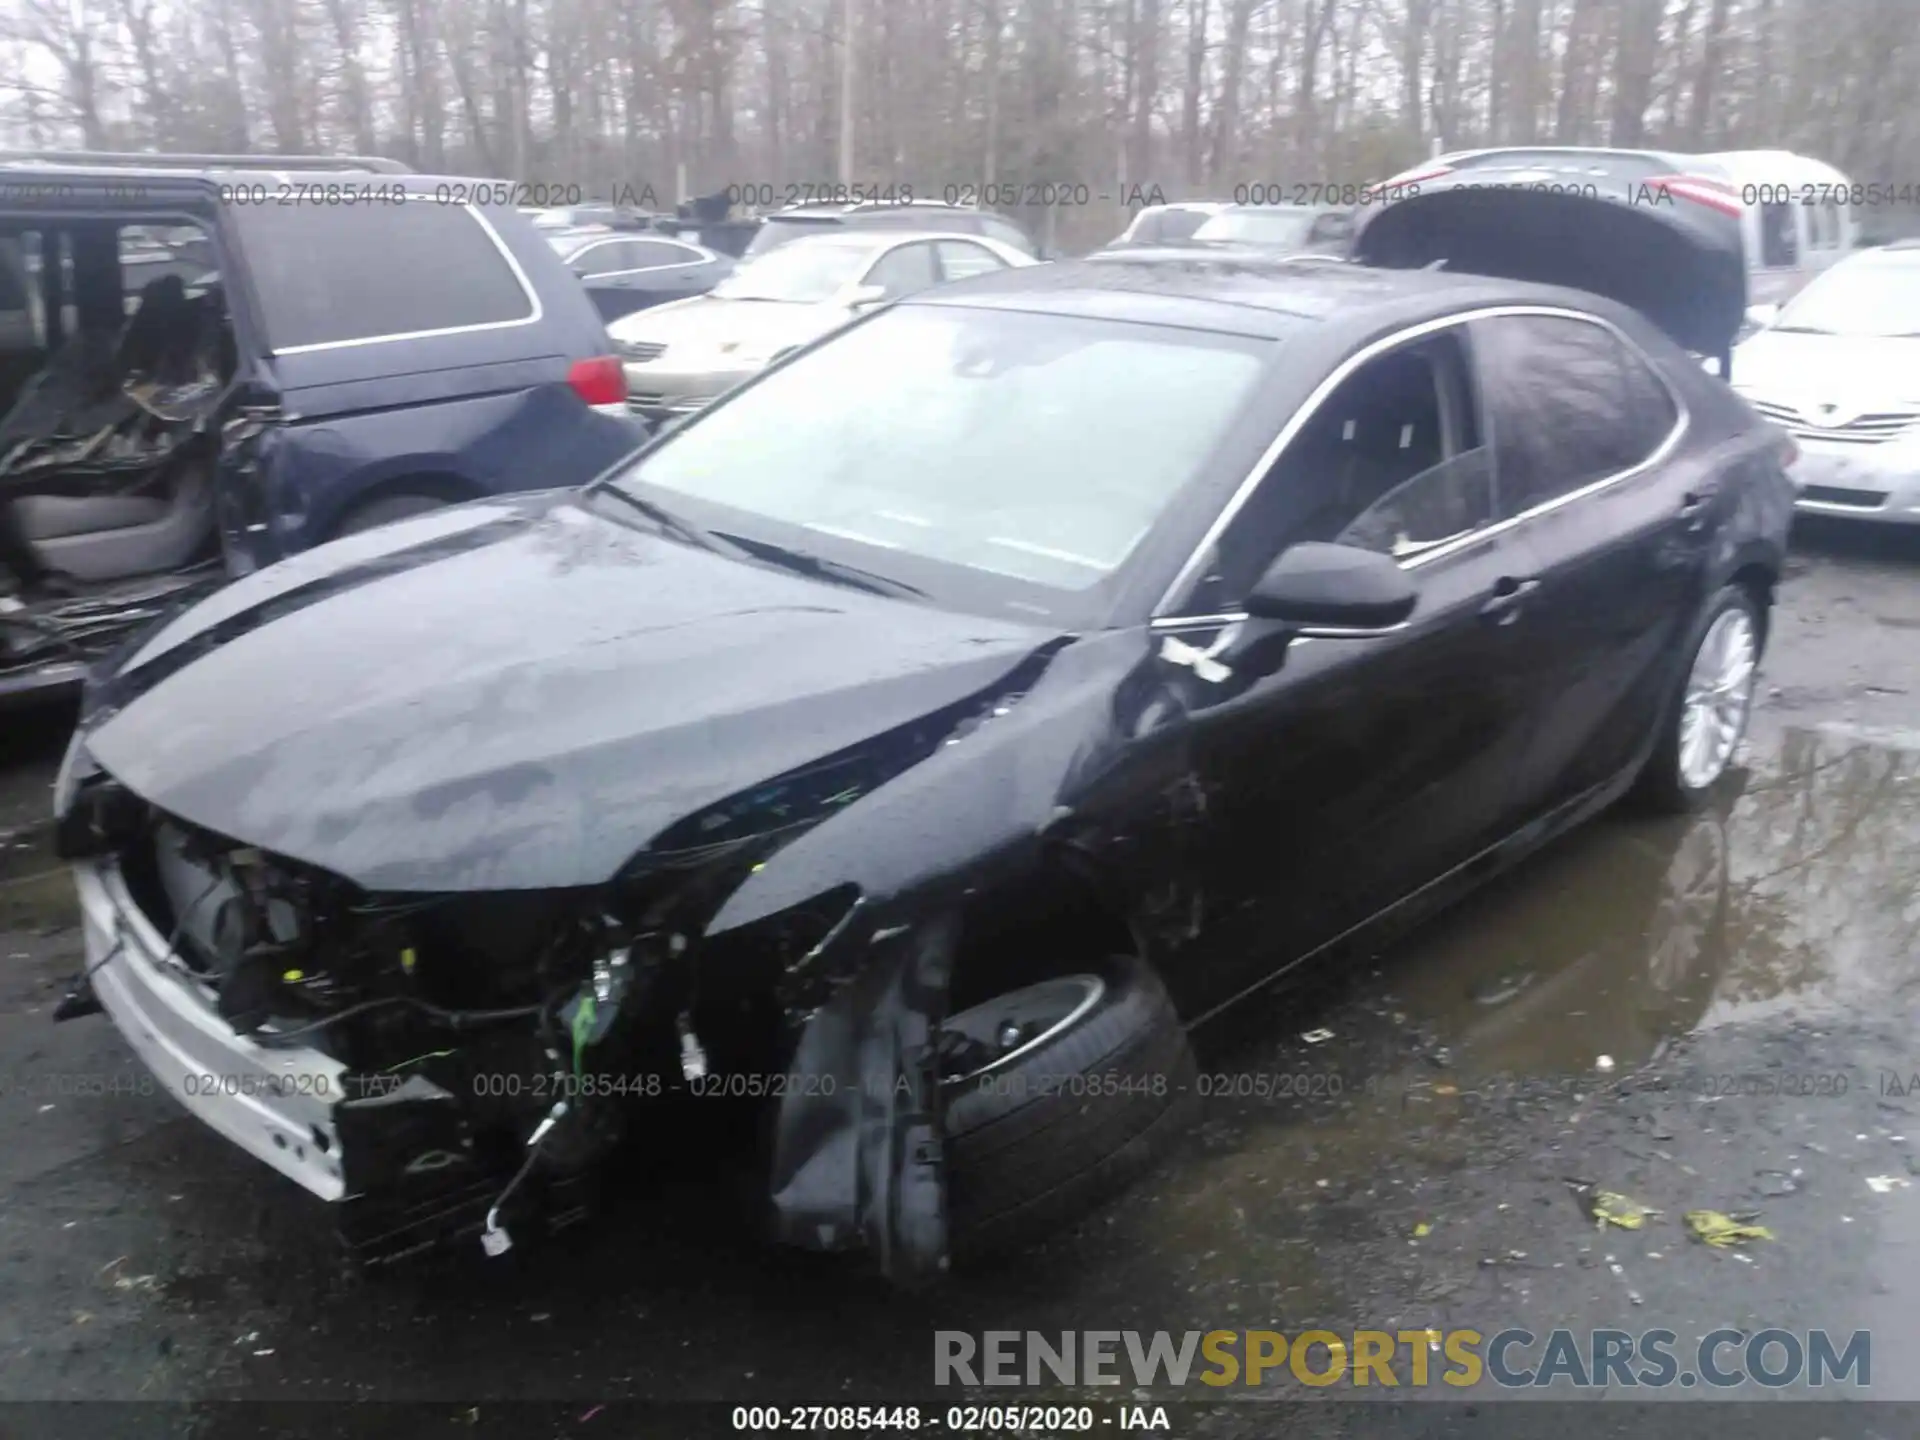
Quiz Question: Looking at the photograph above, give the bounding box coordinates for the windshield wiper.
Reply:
[709,531,927,600]
[587,485,730,554]
[1769,324,1835,334]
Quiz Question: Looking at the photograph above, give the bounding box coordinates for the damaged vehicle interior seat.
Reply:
[0,152,644,706]
[3,262,233,586]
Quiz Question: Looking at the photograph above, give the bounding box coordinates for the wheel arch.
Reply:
[325,470,483,539]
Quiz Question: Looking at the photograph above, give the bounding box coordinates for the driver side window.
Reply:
[1184,325,1493,613]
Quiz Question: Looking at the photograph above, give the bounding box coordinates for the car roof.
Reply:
[772,199,978,219]
[906,249,1615,341]
[758,228,999,251]
[1212,203,1344,214]
[0,159,519,203]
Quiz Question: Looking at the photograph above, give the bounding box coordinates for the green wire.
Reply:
[571,995,597,1077]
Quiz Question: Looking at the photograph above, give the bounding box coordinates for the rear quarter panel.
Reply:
[246,204,640,556]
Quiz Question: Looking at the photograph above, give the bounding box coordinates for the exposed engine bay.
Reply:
[0,219,234,687]
[135,816,706,1261]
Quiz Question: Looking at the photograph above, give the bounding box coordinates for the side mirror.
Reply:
[1744,302,1781,331]
[1245,541,1417,630]
[845,282,888,311]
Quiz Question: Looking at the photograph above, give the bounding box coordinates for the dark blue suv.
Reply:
[0,152,644,704]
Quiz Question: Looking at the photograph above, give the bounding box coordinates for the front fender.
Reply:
[764,909,959,1284]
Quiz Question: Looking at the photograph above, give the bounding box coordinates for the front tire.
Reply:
[1635,584,1763,813]
[940,954,1196,1263]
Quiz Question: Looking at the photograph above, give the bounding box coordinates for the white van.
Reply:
[1384,146,1856,330]
[1688,150,1857,316]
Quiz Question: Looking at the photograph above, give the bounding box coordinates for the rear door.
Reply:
[1471,310,1709,818]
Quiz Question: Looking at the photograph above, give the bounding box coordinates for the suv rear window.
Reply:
[235,202,534,350]
[743,216,842,257]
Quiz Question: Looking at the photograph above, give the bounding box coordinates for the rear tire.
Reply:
[942,954,1196,1263]
[1633,583,1763,814]
[333,491,452,537]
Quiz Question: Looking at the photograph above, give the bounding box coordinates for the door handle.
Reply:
[1478,577,1540,625]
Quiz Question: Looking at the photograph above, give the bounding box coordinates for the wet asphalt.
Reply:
[2,517,1919,1437]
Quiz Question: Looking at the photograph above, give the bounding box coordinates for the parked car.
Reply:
[1189,203,1355,252]
[742,198,1041,260]
[609,228,1035,423]
[1730,241,1920,525]
[526,204,656,232]
[0,154,643,707]
[52,179,1790,1283]
[1103,201,1229,249]
[1383,146,1855,337]
[547,226,734,322]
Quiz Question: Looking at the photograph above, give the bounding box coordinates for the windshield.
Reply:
[1193,209,1318,246]
[711,240,875,302]
[1772,259,1920,337]
[604,305,1270,607]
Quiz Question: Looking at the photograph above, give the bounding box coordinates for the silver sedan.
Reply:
[1731,242,1920,526]
[606,229,1037,424]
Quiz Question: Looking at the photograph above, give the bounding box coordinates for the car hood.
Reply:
[80,493,1060,892]
[1732,330,1920,410]
[1350,173,1747,358]
[609,293,849,357]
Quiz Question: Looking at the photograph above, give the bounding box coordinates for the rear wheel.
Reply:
[939,953,1196,1263]
[333,491,452,537]
[1634,584,1763,812]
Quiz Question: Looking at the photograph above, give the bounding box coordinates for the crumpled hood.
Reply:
[82,493,1058,892]
[1732,331,1920,413]
[609,293,849,359]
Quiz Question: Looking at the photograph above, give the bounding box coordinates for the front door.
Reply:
[1159,322,1543,1015]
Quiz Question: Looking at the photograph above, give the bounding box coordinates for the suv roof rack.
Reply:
[0,150,412,175]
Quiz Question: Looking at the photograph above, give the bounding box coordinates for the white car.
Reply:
[607,229,1036,424]
[1731,242,1920,526]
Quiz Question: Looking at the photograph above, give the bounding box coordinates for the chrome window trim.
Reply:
[1152,302,1692,617]
[271,203,543,356]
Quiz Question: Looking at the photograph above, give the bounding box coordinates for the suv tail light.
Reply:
[567,356,627,409]
[1386,163,1456,188]
[1644,173,1745,218]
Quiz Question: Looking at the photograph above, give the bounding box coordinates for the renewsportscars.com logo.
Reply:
[934,1328,1871,1390]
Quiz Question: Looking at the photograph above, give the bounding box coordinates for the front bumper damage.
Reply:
[68,823,958,1275]
[55,607,1095,1278]
[76,857,347,1198]
[54,682,1038,1278]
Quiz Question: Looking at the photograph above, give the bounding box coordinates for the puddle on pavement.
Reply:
[1089,724,1920,1306]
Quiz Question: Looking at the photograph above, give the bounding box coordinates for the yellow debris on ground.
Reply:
[1685,1210,1776,1247]
[1590,1191,1659,1229]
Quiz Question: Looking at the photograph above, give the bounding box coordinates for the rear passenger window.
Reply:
[1474,314,1679,515]
[936,241,1007,281]
[980,216,1037,255]
[623,240,699,268]
[1759,202,1799,268]
[235,203,534,350]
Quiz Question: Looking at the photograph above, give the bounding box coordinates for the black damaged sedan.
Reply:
[52,182,1794,1282]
